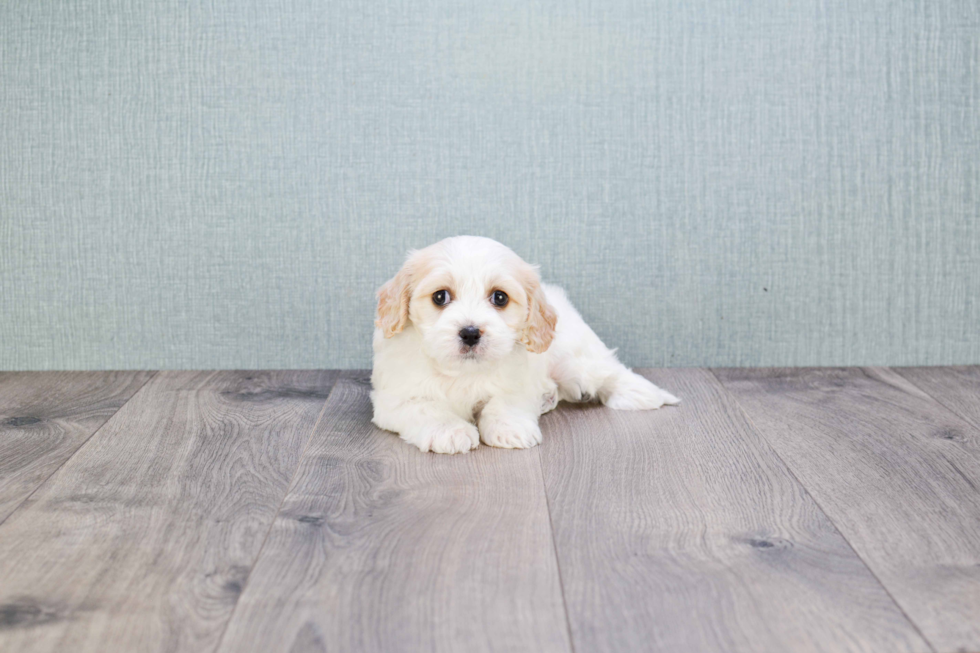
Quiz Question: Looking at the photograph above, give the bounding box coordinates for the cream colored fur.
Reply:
[371,236,679,454]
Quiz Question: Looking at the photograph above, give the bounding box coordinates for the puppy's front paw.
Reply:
[479,414,543,449]
[404,422,480,454]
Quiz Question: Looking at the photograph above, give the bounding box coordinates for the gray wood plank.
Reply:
[539,367,930,653]
[0,371,155,523]
[217,373,572,653]
[714,366,980,653]
[0,370,338,653]
[895,366,980,431]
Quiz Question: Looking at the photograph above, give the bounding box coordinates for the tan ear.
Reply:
[375,264,413,338]
[519,275,557,353]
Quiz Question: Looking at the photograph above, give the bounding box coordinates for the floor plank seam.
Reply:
[0,370,159,531]
[209,372,343,653]
[891,367,980,433]
[535,447,578,653]
[707,368,939,653]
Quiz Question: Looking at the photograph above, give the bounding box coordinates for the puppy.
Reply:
[370,236,679,454]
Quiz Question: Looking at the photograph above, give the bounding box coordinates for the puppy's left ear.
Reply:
[519,270,557,354]
[376,261,414,338]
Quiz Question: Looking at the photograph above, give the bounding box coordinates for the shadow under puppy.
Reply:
[371,236,679,454]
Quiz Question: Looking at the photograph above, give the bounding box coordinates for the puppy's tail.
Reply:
[599,365,681,411]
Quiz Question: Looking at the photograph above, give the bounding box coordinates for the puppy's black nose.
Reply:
[459,326,481,347]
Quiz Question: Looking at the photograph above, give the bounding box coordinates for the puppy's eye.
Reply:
[432,290,451,307]
[490,290,509,308]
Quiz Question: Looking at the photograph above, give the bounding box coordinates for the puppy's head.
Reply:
[376,236,557,368]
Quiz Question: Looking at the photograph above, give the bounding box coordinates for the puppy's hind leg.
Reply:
[552,354,611,403]
[599,364,680,410]
[556,349,679,410]
[542,283,679,410]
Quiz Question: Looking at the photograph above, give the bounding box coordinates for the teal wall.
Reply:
[2,1,978,370]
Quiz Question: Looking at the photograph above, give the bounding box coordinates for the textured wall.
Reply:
[1,1,978,370]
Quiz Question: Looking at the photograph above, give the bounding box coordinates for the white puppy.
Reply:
[370,236,679,454]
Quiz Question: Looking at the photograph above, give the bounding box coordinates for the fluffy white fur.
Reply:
[371,236,679,454]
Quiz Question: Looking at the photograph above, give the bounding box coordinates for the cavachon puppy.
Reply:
[371,236,679,454]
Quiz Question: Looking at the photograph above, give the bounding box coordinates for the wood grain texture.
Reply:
[894,366,980,431]
[0,371,155,522]
[538,368,929,653]
[0,370,338,653]
[217,373,572,653]
[714,366,980,653]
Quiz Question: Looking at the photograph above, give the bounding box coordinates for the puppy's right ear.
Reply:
[376,261,414,338]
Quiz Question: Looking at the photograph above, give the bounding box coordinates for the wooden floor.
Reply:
[0,368,978,653]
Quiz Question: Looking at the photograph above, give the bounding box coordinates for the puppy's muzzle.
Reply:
[458,326,481,347]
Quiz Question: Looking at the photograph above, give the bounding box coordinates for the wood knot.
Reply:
[935,428,963,442]
[0,598,62,630]
[741,536,792,551]
[3,416,42,428]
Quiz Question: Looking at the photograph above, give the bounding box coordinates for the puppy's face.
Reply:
[376,237,557,369]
